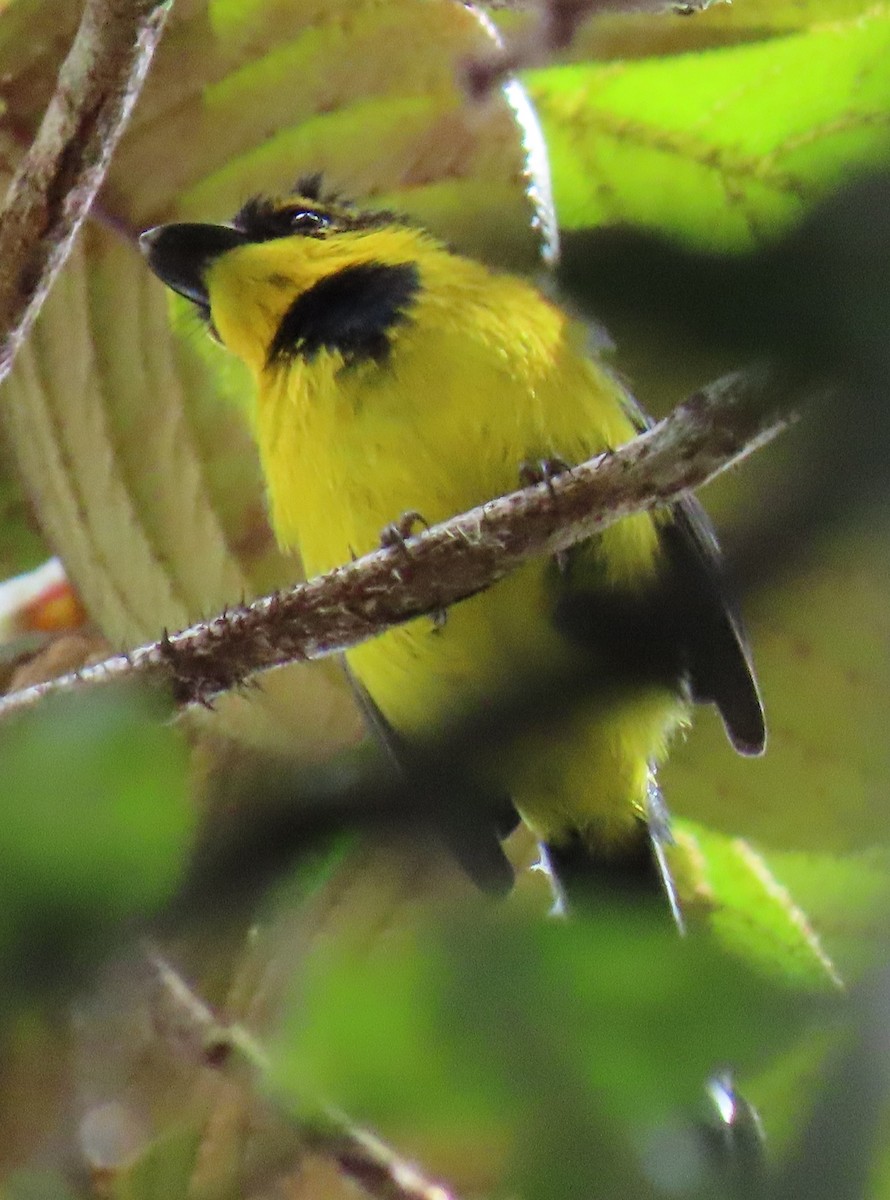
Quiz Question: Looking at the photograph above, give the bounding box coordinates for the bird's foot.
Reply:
[379,510,447,629]
[518,456,571,495]
[380,509,430,552]
[519,457,572,573]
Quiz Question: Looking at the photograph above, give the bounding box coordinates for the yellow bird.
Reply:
[141,179,764,907]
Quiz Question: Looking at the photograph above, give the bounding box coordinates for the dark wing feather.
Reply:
[623,389,765,756]
[554,386,765,757]
[345,668,519,895]
[659,495,766,756]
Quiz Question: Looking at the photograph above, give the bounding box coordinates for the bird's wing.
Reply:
[626,388,765,755]
[658,494,766,756]
[552,385,765,757]
[344,667,520,894]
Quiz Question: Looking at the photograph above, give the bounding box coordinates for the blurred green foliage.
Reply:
[273,899,840,1198]
[0,689,193,1009]
[1,1170,79,1200]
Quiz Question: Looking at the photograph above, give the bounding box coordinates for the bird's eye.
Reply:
[288,209,328,235]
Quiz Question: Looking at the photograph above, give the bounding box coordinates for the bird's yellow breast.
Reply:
[210,227,655,577]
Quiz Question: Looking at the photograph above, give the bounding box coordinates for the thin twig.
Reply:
[465,0,714,97]
[0,0,173,383]
[0,367,790,723]
[307,1123,457,1200]
[145,950,462,1200]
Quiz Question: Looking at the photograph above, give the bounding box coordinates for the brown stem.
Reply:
[146,950,462,1200]
[465,0,708,97]
[0,0,172,382]
[0,367,790,723]
[308,1123,459,1200]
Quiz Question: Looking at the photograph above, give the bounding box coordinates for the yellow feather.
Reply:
[205,218,679,850]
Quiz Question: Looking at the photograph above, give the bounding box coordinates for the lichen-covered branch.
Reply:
[0,366,790,723]
[0,0,172,382]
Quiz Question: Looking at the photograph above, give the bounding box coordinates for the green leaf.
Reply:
[528,0,888,70]
[675,822,845,991]
[529,9,890,248]
[665,523,890,858]
[761,847,890,982]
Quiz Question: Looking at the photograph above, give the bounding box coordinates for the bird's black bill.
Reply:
[139,222,251,310]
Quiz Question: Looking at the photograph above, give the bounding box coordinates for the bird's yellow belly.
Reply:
[345,566,682,848]
[294,482,681,851]
[259,351,685,851]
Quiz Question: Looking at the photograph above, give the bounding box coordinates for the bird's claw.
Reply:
[518,456,571,497]
[519,458,572,574]
[380,509,430,553]
[380,511,448,629]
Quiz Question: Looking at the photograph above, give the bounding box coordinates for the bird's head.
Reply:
[140,178,426,376]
